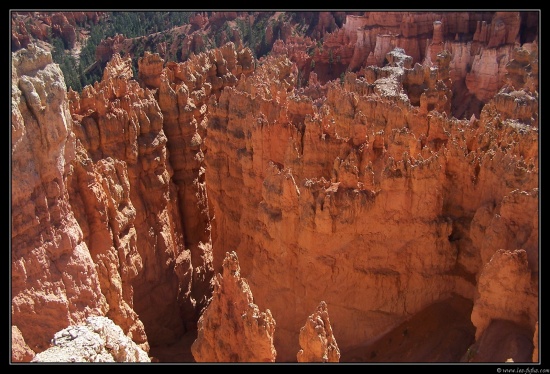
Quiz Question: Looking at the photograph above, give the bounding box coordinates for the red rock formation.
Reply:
[504,45,539,93]
[189,13,208,31]
[138,51,165,88]
[51,13,77,49]
[465,45,514,102]
[147,42,255,316]
[269,11,537,120]
[489,12,521,47]
[191,251,277,362]
[12,44,109,355]
[297,301,340,362]
[10,10,533,122]
[11,12,539,363]
[11,19,31,50]
[271,37,316,75]
[462,12,534,107]
[425,20,445,64]
[95,34,128,65]
[11,11,104,52]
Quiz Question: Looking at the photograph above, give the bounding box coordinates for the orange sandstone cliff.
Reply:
[11,11,538,364]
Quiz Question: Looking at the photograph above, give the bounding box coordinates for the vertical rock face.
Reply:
[191,251,277,362]
[297,301,340,362]
[144,42,255,318]
[11,43,109,354]
[31,316,150,362]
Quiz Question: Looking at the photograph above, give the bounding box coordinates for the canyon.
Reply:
[11,11,539,364]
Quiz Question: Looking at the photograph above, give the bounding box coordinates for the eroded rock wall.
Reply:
[140,42,256,318]
[67,52,194,348]
[203,46,538,361]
